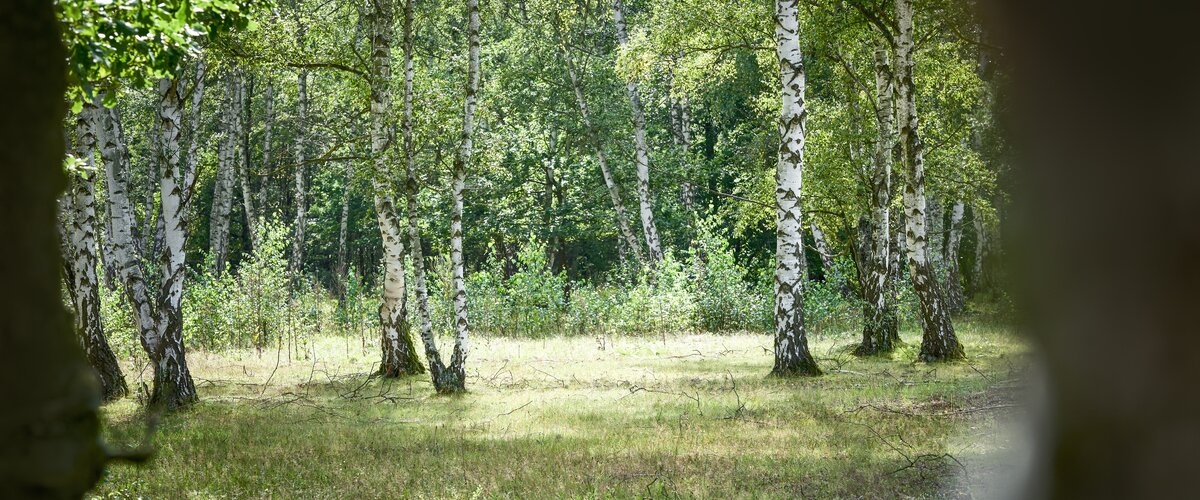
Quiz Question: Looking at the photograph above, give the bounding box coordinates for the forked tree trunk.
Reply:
[210,74,238,276]
[770,0,820,377]
[368,0,422,377]
[557,30,645,265]
[612,0,663,263]
[152,75,199,408]
[944,200,966,313]
[893,0,963,361]
[68,102,127,401]
[855,46,901,356]
[0,0,107,489]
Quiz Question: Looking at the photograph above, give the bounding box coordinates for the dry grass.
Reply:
[93,320,1031,498]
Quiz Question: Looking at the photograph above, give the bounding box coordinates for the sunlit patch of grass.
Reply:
[93,319,1029,498]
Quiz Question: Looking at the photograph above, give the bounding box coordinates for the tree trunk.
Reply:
[810,221,835,275]
[400,0,449,387]
[261,78,274,220]
[238,73,258,251]
[612,0,663,263]
[291,65,308,284]
[557,32,645,265]
[770,0,820,377]
[210,74,238,276]
[543,126,563,272]
[972,206,986,294]
[855,46,901,356]
[441,0,481,393]
[943,200,966,313]
[151,76,199,408]
[369,0,422,378]
[100,104,159,374]
[0,0,107,490]
[68,102,127,401]
[893,0,963,362]
[335,160,352,303]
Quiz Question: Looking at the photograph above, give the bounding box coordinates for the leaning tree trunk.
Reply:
[855,46,902,356]
[770,0,820,377]
[0,0,108,490]
[893,0,963,361]
[810,221,835,275]
[558,39,645,265]
[209,74,238,276]
[368,0,422,378]
[943,200,966,313]
[99,104,159,371]
[237,73,258,251]
[68,102,127,401]
[399,0,449,386]
[151,76,199,408]
[613,0,663,263]
[439,0,481,393]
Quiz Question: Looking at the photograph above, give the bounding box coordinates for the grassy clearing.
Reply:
[93,320,1030,498]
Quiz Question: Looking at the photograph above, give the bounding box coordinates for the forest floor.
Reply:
[93,319,1032,498]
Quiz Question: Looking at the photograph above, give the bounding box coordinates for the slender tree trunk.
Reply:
[400,0,448,386]
[68,103,127,401]
[893,0,963,361]
[368,0,422,377]
[972,206,986,293]
[544,126,561,271]
[440,0,481,393]
[151,75,199,408]
[239,73,258,250]
[667,69,696,213]
[557,32,644,264]
[810,221,835,275]
[261,78,274,219]
[944,200,966,313]
[0,0,107,490]
[291,65,308,284]
[770,0,820,377]
[335,160,352,303]
[855,46,901,356]
[210,74,238,276]
[612,0,663,263]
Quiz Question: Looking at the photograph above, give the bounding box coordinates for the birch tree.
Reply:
[893,0,963,361]
[151,74,200,407]
[367,0,422,377]
[612,0,663,263]
[554,13,645,265]
[291,63,309,283]
[210,74,239,276]
[943,200,966,313]
[66,102,127,401]
[854,46,901,356]
[770,0,819,377]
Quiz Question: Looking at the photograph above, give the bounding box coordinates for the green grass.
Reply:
[92,320,1029,498]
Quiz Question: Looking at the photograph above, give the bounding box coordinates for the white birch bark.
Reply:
[770,0,819,376]
[335,160,352,302]
[290,65,308,283]
[893,0,962,361]
[368,0,422,377]
[973,207,986,291]
[209,74,238,276]
[855,46,900,355]
[261,79,274,218]
[69,102,126,401]
[558,37,645,265]
[152,75,199,407]
[399,0,445,384]
[237,74,257,251]
[810,221,835,274]
[441,0,481,392]
[612,0,663,263]
[944,200,966,312]
[99,104,158,365]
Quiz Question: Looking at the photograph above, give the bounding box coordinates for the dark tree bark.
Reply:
[983,0,1200,496]
[0,0,108,493]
